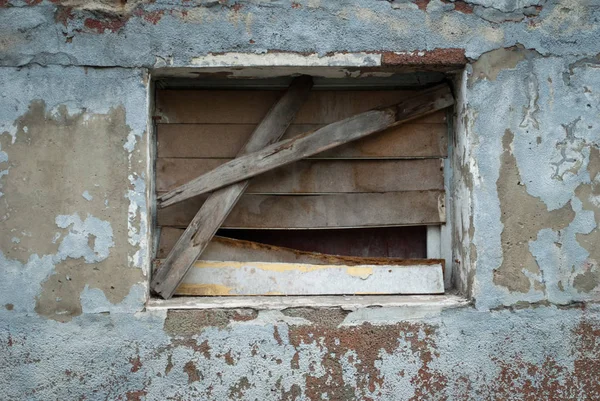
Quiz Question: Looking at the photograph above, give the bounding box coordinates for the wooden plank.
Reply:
[157,226,427,259]
[173,260,445,295]
[151,76,314,299]
[156,158,444,193]
[155,89,446,124]
[158,84,454,208]
[157,191,446,229]
[156,123,448,159]
[157,227,432,264]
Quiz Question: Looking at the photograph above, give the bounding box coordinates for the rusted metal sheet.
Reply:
[157,191,446,229]
[157,226,427,259]
[156,122,448,159]
[155,89,446,124]
[156,158,444,193]
[174,260,445,295]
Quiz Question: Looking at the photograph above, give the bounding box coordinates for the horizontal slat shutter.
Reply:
[157,159,443,194]
[154,86,450,296]
[157,191,445,229]
[155,89,446,124]
[157,123,448,159]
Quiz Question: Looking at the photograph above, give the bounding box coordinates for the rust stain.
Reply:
[573,319,600,399]
[84,16,128,34]
[125,390,147,401]
[289,322,443,400]
[228,377,251,399]
[440,0,474,14]
[492,356,574,400]
[164,309,257,336]
[413,0,430,11]
[382,48,467,67]
[54,6,75,26]
[184,361,202,383]
[129,356,142,373]
[224,350,236,366]
[231,310,259,322]
[273,326,284,346]
[134,9,165,25]
[290,352,300,370]
[164,354,173,376]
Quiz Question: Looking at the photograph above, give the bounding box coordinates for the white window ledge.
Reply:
[146,294,469,311]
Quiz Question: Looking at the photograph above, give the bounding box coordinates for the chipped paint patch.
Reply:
[191,52,382,67]
[0,66,148,321]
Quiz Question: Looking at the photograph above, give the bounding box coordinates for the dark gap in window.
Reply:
[216,226,427,259]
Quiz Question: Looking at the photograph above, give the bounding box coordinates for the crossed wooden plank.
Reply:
[151,80,454,299]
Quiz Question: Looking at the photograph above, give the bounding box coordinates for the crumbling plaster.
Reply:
[1,0,600,399]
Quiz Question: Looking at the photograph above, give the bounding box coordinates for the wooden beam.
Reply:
[156,158,444,194]
[151,76,314,299]
[158,84,454,208]
[157,191,446,229]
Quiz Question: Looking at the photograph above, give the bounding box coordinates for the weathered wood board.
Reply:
[157,191,446,229]
[156,158,444,194]
[158,109,397,207]
[158,84,453,207]
[156,123,448,159]
[173,260,445,295]
[155,89,447,124]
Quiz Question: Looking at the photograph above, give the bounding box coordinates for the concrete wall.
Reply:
[1,0,600,399]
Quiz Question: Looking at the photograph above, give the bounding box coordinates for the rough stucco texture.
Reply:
[1,0,600,399]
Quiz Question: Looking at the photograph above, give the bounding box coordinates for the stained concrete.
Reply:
[1,0,600,399]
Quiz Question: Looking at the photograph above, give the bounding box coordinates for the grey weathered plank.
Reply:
[174,260,445,295]
[156,158,444,193]
[158,84,454,208]
[155,89,446,124]
[156,122,448,159]
[157,191,446,229]
[151,75,314,299]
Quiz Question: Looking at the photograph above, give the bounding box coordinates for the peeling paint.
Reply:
[191,52,382,68]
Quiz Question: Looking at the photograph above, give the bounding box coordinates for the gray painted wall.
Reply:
[1,1,600,399]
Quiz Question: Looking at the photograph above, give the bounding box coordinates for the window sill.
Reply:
[146,294,470,311]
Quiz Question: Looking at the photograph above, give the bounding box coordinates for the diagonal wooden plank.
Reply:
[158,84,454,208]
[151,75,314,299]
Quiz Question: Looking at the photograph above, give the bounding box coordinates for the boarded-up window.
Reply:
[154,82,450,297]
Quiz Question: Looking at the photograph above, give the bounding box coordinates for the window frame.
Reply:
[148,69,458,305]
